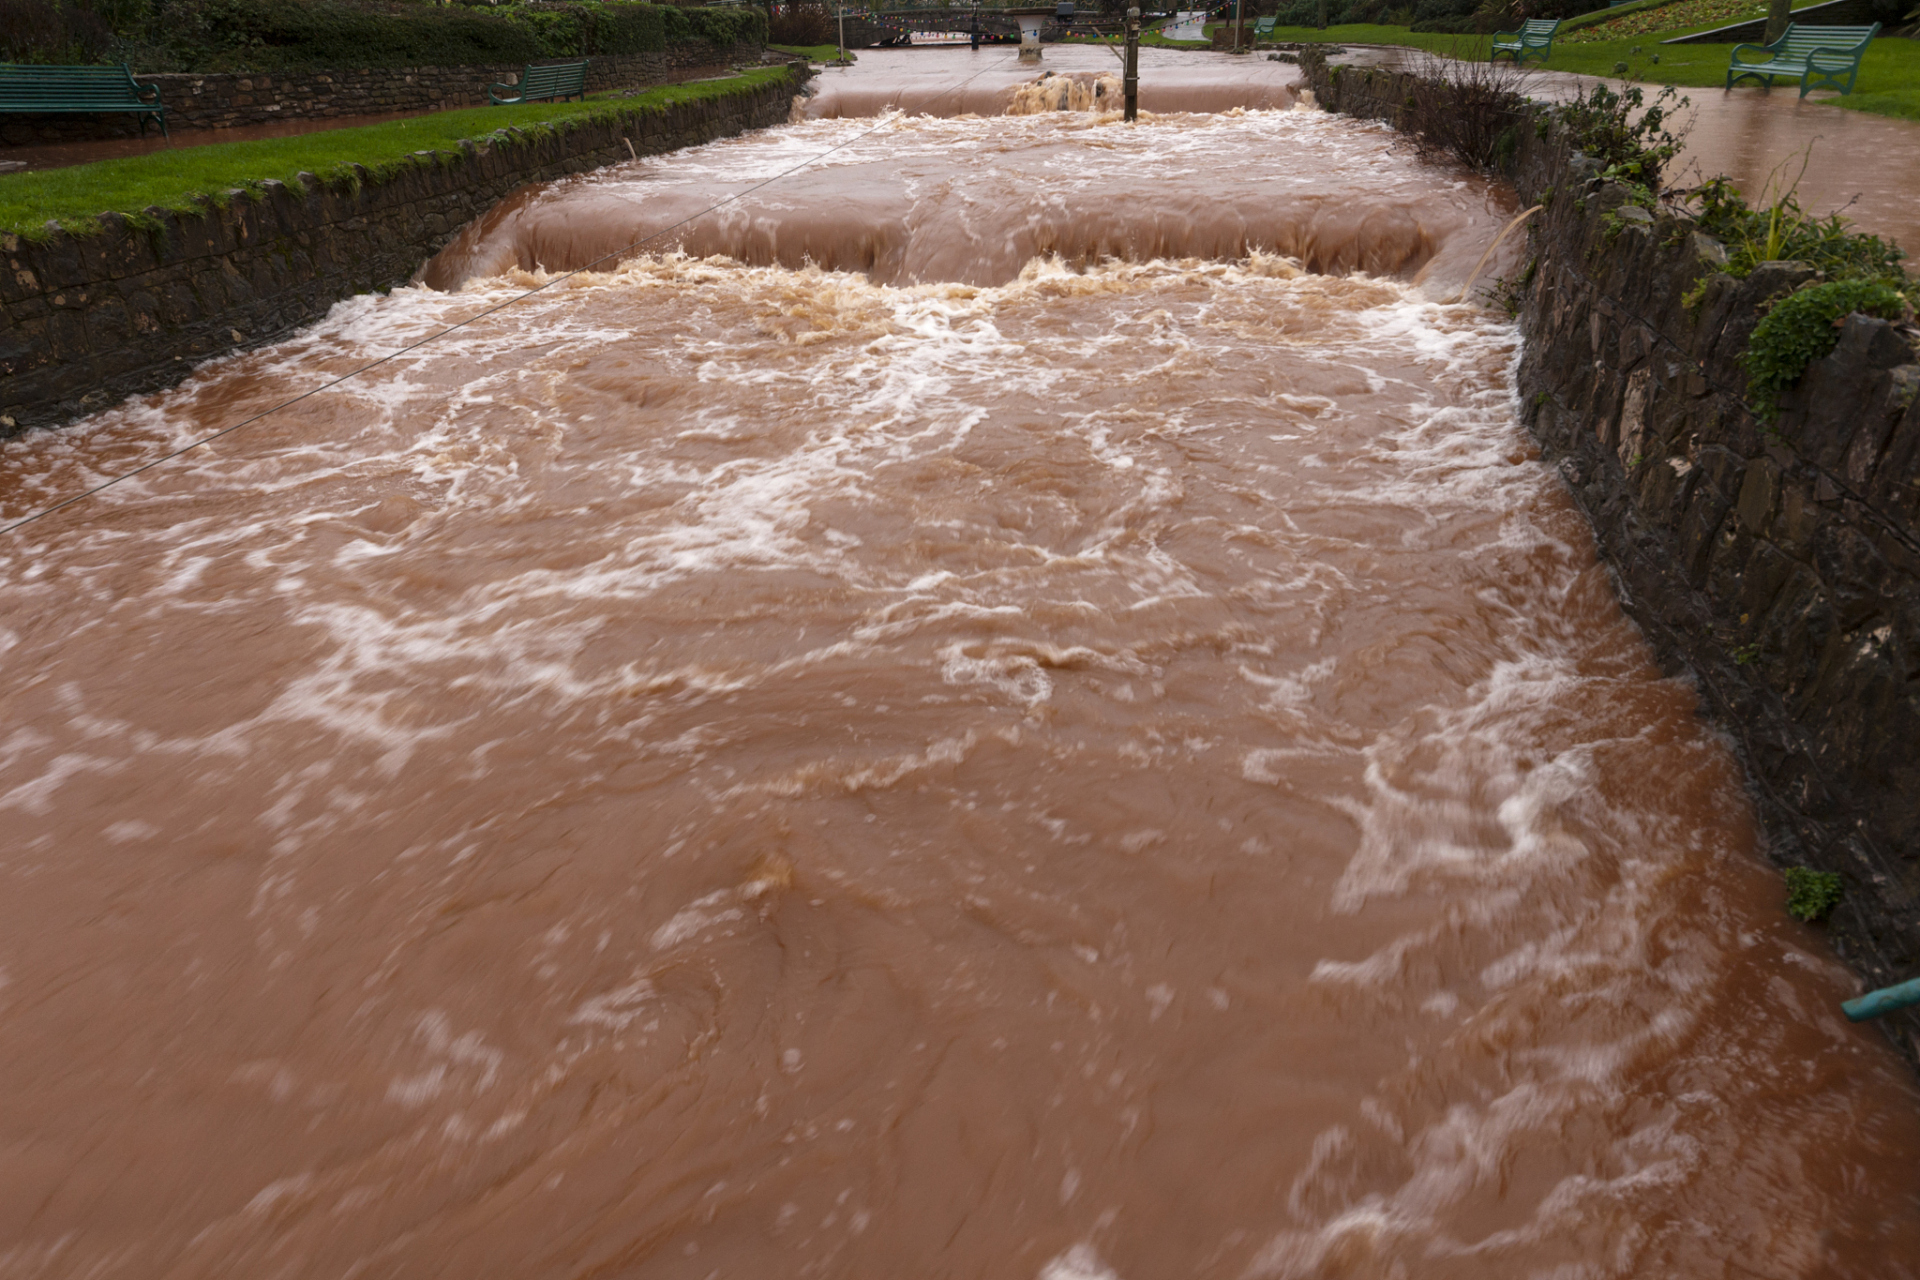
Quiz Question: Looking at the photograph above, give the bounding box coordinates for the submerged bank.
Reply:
[3,48,1918,1278]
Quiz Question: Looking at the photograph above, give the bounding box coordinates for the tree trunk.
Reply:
[1764,0,1792,44]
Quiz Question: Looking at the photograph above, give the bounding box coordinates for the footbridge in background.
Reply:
[822,3,1171,47]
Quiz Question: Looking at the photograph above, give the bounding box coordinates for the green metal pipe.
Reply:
[1842,976,1920,1022]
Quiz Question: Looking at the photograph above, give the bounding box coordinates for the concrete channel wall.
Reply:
[0,42,766,145]
[0,66,809,436]
[1306,54,1920,1066]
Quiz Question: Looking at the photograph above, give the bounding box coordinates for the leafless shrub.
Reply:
[1402,48,1531,172]
[768,2,833,46]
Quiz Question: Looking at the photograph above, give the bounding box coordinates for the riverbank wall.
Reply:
[1307,53,1920,1065]
[0,42,766,145]
[0,66,809,437]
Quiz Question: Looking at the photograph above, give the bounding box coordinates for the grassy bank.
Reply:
[1261,24,1920,122]
[0,67,791,240]
[769,43,850,62]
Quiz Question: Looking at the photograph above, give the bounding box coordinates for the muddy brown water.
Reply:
[2,49,1918,1280]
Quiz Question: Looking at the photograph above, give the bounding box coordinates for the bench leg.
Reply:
[1802,66,1859,97]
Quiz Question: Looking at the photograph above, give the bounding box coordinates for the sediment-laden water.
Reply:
[2,51,1917,1280]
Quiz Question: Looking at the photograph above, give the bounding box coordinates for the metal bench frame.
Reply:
[1489,18,1561,65]
[0,62,167,136]
[1726,22,1879,97]
[488,60,591,107]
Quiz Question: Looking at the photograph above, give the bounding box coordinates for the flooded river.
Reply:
[2,48,1918,1280]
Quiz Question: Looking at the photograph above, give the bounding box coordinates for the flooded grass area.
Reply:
[1263,23,1920,121]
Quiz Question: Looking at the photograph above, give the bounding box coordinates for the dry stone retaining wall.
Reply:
[0,67,808,434]
[1306,54,1920,1066]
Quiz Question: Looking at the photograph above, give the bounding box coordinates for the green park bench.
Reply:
[1254,16,1277,39]
[488,60,591,106]
[0,63,167,136]
[1489,18,1561,65]
[1726,22,1879,97]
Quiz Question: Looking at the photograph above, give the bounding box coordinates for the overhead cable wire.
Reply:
[2,53,1019,538]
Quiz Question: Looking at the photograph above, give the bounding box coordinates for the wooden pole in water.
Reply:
[1124,6,1139,122]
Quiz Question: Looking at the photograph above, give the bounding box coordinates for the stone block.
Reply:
[85,295,133,349]
[0,316,49,374]
[1735,455,1779,537]
[155,276,201,329]
[45,308,89,362]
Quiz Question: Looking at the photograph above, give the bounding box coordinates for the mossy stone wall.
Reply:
[1308,53,1920,1068]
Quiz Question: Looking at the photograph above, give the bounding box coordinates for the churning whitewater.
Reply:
[1,50,1917,1280]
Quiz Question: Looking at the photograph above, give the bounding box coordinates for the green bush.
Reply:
[1783,867,1844,923]
[156,0,542,72]
[1745,279,1910,420]
[1551,80,1687,189]
[0,0,766,73]
[683,4,766,49]
[1687,177,1910,286]
[0,0,118,63]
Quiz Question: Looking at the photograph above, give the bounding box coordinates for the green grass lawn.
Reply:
[0,66,792,240]
[769,43,851,62]
[1257,24,1920,122]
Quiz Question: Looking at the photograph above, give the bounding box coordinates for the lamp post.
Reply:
[1123,6,1139,122]
[1232,0,1245,53]
[837,4,847,65]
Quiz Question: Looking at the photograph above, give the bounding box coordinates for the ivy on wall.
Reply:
[1745,279,1911,420]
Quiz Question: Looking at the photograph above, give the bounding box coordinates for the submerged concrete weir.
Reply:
[2,46,1919,1280]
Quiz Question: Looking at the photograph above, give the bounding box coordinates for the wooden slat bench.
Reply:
[1726,22,1879,96]
[1489,18,1561,65]
[0,63,167,136]
[488,60,590,106]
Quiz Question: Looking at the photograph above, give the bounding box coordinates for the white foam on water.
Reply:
[1039,1243,1122,1280]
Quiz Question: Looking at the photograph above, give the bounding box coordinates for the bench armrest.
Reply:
[1728,42,1771,60]
[1803,44,1860,64]
[1490,28,1520,41]
[134,80,164,108]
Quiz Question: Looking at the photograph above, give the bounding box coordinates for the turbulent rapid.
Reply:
[2,48,1917,1280]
